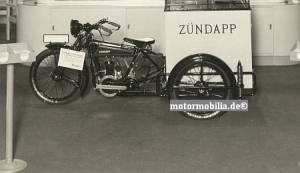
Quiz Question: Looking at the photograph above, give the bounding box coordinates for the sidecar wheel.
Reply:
[171,57,234,119]
[29,49,81,104]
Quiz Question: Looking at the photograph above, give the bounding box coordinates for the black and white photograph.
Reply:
[0,0,300,172]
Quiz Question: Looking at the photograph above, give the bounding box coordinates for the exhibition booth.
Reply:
[15,0,300,66]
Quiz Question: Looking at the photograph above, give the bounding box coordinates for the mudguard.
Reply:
[166,53,237,99]
[45,42,90,97]
[79,61,89,97]
[45,42,72,50]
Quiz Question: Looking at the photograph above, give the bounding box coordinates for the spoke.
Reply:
[59,82,68,99]
[45,82,55,99]
[37,76,54,93]
[179,89,196,94]
[197,66,201,81]
[200,59,203,81]
[54,82,58,98]
[61,74,79,88]
[61,82,75,98]
[210,93,224,98]
[176,61,229,102]
[205,67,213,82]
[187,74,195,84]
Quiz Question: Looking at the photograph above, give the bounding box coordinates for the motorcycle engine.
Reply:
[102,57,123,79]
[104,59,114,75]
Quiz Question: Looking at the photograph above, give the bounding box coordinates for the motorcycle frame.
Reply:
[88,40,167,96]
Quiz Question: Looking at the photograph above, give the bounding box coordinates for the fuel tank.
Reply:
[89,41,134,56]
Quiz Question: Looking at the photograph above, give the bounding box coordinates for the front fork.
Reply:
[89,54,103,88]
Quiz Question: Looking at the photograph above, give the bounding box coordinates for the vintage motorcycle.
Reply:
[29,18,256,119]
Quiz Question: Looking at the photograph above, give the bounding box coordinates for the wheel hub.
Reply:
[51,69,63,82]
[195,81,208,95]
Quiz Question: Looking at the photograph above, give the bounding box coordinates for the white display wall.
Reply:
[35,0,164,5]
[33,0,295,5]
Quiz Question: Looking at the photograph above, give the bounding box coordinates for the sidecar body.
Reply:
[165,0,253,89]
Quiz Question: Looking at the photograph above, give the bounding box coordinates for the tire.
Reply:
[171,57,234,119]
[29,49,81,104]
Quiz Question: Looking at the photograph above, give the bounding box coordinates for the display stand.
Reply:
[0,43,35,173]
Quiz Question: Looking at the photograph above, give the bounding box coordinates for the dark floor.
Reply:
[1,24,300,173]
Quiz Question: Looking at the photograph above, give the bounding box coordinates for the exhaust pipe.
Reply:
[96,84,127,90]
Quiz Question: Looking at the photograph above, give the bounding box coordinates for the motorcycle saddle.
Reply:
[123,37,155,47]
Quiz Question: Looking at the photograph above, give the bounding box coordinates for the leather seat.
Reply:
[123,37,155,47]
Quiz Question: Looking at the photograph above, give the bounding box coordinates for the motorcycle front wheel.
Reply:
[171,58,234,119]
[29,49,81,104]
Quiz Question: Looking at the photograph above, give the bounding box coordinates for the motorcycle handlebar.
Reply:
[99,25,113,36]
[97,18,108,25]
[92,18,121,36]
[108,21,121,30]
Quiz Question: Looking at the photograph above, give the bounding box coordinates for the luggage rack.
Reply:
[165,0,250,11]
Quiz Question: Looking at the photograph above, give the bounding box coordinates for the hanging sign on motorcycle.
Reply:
[58,48,85,71]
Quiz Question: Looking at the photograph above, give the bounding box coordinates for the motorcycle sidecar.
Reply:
[164,0,257,119]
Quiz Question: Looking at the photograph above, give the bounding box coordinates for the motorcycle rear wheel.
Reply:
[171,58,234,119]
[29,49,81,104]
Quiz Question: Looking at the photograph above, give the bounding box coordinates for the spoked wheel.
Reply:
[29,49,81,104]
[172,58,234,119]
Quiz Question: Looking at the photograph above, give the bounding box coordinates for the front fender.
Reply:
[45,42,72,50]
[166,53,236,99]
[80,61,89,97]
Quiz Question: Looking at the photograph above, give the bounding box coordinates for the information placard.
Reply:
[58,48,85,71]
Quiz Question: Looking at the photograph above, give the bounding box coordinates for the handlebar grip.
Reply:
[98,18,107,24]
[108,22,121,29]
[100,25,113,35]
